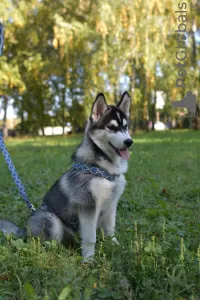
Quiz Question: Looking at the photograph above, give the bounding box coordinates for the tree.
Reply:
[0,0,199,135]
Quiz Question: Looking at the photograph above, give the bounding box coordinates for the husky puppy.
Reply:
[0,92,133,260]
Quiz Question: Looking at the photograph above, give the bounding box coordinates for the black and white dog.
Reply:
[0,92,133,260]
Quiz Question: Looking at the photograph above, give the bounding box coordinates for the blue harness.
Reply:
[72,162,117,181]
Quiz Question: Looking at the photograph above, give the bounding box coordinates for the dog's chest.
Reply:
[89,175,126,208]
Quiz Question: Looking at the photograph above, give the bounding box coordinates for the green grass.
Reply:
[0,130,200,300]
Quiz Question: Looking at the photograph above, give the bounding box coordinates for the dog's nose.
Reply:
[124,139,133,148]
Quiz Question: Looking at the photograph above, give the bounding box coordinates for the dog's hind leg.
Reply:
[27,208,64,243]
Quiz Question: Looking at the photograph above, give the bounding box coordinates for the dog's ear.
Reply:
[117,92,130,117]
[91,93,108,122]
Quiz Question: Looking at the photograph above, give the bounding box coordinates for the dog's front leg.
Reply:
[102,175,126,245]
[101,175,126,244]
[101,201,119,244]
[79,211,97,260]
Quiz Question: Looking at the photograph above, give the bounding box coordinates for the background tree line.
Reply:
[0,0,199,136]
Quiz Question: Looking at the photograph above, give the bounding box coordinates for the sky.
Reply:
[0,99,17,120]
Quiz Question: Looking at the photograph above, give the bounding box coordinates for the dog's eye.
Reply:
[124,124,128,130]
[107,125,117,131]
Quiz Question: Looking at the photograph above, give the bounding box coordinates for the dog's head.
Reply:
[87,92,133,160]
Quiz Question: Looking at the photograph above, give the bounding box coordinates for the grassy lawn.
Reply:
[0,130,200,300]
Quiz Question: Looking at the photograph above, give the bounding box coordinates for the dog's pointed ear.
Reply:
[117,92,130,117]
[91,93,108,122]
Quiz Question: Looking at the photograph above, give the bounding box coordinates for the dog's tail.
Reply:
[0,220,26,238]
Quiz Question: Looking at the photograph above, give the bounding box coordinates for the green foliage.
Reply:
[0,131,200,298]
[0,0,199,134]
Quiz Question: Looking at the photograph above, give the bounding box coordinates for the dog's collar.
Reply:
[71,162,118,181]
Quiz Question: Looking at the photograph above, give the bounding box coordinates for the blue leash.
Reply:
[0,133,35,211]
[0,26,35,211]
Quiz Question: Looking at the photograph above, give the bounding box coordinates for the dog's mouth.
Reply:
[109,142,130,160]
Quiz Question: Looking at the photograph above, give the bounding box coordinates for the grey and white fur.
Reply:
[0,92,133,260]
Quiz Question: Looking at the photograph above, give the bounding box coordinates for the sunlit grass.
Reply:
[0,130,200,299]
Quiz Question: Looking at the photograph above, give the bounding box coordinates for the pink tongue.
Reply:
[119,149,130,160]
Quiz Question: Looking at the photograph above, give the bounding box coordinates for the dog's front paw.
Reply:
[82,255,96,264]
[111,237,120,245]
[81,242,95,263]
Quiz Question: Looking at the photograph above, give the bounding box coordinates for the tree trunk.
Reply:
[143,74,149,132]
[20,99,25,133]
[62,88,66,136]
[143,22,150,132]
[114,85,118,105]
[130,61,135,131]
[151,90,156,131]
[41,127,45,136]
[2,96,8,139]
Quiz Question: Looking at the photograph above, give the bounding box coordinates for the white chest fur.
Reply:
[89,175,126,211]
[89,177,116,207]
